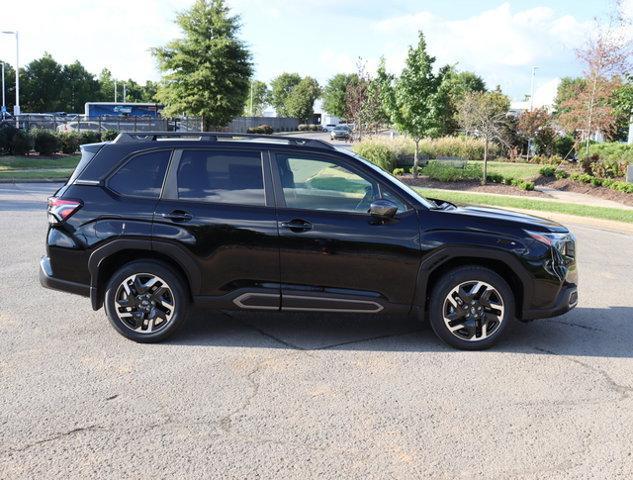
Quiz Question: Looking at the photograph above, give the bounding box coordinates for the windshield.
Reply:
[338,148,435,209]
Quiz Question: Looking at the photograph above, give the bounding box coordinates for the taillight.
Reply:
[47,197,82,224]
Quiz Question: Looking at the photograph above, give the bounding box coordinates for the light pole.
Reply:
[2,31,20,117]
[529,66,538,112]
[1,62,5,117]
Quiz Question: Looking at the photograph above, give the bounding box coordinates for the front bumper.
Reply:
[39,256,90,297]
[522,283,578,321]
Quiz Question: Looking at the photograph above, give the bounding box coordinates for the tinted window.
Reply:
[177,150,265,206]
[108,150,171,198]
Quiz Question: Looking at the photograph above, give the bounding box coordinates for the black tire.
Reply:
[104,260,189,343]
[428,266,514,350]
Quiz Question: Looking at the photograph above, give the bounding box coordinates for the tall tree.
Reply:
[380,32,442,176]
[322,73,357,118]
[0,59,16,114]
[457,90,510,183]
[60,61,100,113]
[434,67,486,136]
[269,73,301,116]
[284,76,320,122]
[153,0,253,129]
[21,53,65,112]
[243,80,269,116]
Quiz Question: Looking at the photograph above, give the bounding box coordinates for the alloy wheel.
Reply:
[114,273,175,334]
[442,280,505,342]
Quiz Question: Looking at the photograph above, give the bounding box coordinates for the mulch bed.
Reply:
[397,174,548,197]
[536,177,633,207]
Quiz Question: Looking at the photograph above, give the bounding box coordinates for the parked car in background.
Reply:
[322,124,337,132]
[57,121,109,133]
[330,125,351,140]
[40,132,578,350]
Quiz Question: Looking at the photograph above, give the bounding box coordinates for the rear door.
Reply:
[271,150,421,313]
[153,147,280,308]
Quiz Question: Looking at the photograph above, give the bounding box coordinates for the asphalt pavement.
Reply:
[1,182,633,479]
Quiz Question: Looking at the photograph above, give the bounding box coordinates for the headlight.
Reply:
[525,230,575,257]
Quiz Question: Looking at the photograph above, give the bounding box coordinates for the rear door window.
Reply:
[108,150,171,198]
[176,150,266,206]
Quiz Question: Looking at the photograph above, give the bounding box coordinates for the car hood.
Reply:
[436,202,568,232]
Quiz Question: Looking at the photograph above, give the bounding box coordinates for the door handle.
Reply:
[161,210,193,222]
[280,219,312,232]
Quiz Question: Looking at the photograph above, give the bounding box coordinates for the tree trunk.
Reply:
[482,136,489,185]
[413,138,420,178]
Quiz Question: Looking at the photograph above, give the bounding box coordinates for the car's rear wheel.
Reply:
[104,260,189,343]
[428,266,514,350]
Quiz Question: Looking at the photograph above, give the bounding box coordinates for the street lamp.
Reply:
[2,30,19,118]
[529,66,538,112]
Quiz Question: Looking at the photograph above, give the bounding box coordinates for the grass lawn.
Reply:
[0,155,80,180]
[469,160,542,181]
[415,187,633,224]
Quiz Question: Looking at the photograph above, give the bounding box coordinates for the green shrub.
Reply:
[486,173,503,183]
[32,130,61,155]
[422,161,483,182]
[554,170,569,180]
[522,181,535,191]
[580,154,599,174]
[503,176,515,186]
[590,177,603,187]
[410,165,424,175]
[79,131,101,144]
[353,142,396,172]
[539,166,556,177]
[392,167,405,176]
[10,130,32,155]
[554,134,575,159]
[58,132,81,154]
[101,129,119,141]
[587,142,633,164]
[247,124,274,135]
[297,124,320,132]
[0,124,18,153]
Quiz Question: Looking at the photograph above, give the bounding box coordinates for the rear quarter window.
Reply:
[108,150,171,198]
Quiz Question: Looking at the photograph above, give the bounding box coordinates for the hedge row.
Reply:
[392,161,535,191]
[298,124,322,131]
[587,142,633,165]
[246,124,273,135]
[570,172,633,193]
[353,136,500,167]
[0,125,117,155]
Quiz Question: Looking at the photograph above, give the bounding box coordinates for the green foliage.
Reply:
[353,142,397,172]
[101,130,119,141]
[0,124,19,154]
[244,80,269,116]
[297,124,321,131]
[11,130,32,155]
[422,161,483,182]
[322,73,357,118]
[153,0,253,129]
[284,77,320,121]
[539,166,556,177]
[246,124,273,134]
[269,73,302,116]
[570,172,633,193]
[79,131,101,144]
[58,132,81,154]
[434,67,486,136]
[587,142,633,164]
[32,129,61,155]
[555,170,569,179]
[554,134,575,158]
[392,167,405,176]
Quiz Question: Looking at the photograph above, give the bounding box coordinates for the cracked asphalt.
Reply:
[1,182,633,479]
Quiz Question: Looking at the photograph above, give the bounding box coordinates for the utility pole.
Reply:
[122,83,126,103]
[527,66,538,160]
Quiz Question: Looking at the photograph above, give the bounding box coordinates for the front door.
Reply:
[271,151,421,313]
[153,147,280,309]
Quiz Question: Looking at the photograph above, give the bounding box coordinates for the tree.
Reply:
[98,68,116,102]
[322,73,356,118]
[0,60,16,114]
[153,0,253,129]
[284,76,320,122]
[434,67,486,136]
[244,80,269,116]
[457,90,510,183]
[558,2,632,151]
[380,32,442,176]
[60,61,100,113]
[21,53,65,112]
[269,73,301,116]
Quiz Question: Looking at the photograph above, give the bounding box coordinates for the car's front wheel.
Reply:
[104,260,189,343]
[428,266,514,350]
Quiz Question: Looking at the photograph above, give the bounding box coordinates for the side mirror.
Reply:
[369,199,398,219]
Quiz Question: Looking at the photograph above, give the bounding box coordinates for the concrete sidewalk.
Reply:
[535,185,633,210]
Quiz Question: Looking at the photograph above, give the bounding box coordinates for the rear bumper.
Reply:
[522,283,578,321]
[39,256,90,297]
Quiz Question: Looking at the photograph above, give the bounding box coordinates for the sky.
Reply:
[0,0,627,107]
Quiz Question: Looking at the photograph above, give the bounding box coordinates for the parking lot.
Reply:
[1,182,632,479]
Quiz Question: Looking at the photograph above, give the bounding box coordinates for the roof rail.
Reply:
[112,131,336,150]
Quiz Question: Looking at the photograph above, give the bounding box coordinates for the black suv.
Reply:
[40,132,578,349]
